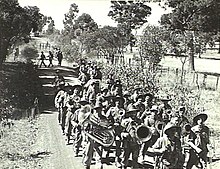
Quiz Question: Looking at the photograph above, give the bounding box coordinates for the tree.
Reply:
[23,6,45,32]
[74,13,98,55]
[108,0,151,52]
[63,3,79,38]
[139,25,166,80]
[0,0,44,67]
[95,26,128,58]
[46,16,55,35]
[160,0,220,71]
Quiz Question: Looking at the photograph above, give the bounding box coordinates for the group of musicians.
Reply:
[54,60,211,169]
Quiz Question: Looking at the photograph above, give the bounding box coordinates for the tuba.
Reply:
[136,125,153,142]
[84,114,115,147]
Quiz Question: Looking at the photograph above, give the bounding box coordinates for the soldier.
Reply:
[143,93,153,111]
[57,50,63,66]
[163,114,180,136]
[123,91,132,111]
[111,81,123,96]
[121,106,142,169]
[151,125,184,169]
[130,86,142,103]
[132,94,145,119]
[158,95,172,121]
[181,124,199,169]
[64,84,82,141]
[72,98,90,156]
[39,51,47,67]
[177,106,189,129]
[82,103,112,169]
[53,70,65,92]
[191,113,210,169]
[140,105,160,161]
[106,96,125,168]
[54,85,67,129]
[48,51,54,67]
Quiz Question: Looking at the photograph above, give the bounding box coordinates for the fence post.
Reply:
[216,76,219,90]
[202,74,207,88]
[196,73,199,89]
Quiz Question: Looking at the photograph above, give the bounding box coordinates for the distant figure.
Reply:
[14,47,19,61]
[53,70,65,91]
[39,51,47,68]
[48,51,54,67]
[57,50,63,66]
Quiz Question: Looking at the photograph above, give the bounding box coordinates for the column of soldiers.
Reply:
[54,60,211,169]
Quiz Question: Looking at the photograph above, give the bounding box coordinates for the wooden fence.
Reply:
[158,66,220,91]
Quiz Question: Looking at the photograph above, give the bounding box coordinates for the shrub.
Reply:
[20,45,39,62]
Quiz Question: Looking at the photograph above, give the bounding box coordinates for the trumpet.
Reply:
[72,95,81,103]
[118,108,125,117]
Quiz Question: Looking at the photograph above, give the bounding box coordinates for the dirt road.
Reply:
[35,65,122,169]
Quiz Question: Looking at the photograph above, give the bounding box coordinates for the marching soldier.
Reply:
[106,96,125,167]
[64,84,82,142]
[140,105,160,161]
[82,103,112,169]
[130,86,142,103]
[53,70,65,92]
[121,106,142,169]
[151,125,184,169]
[177,106,189,129]
[181,124,199,169]
[191,113,210,169]
[158,95,172,121]
[54,85,68,133]
[123,91,132,111]
[143,93,153,111]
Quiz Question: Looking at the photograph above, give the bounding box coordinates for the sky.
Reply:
[18,0,167,31]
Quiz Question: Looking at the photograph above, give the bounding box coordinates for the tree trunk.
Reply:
[218,41,220,54]
[0,39,9,69]
[188,33,195,71]
[189,52,195,71]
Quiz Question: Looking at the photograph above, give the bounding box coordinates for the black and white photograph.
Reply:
[0,0,220,168]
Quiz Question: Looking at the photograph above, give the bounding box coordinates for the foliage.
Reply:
[95,26,128,56]
[23,6,45,32]
[108,0,151,52]
[0,0,45,66]
[108,0,151,30]
[45,17,55,35]
[61,42,80,62]
[0,119,40,168]
[160,0,220,70]
[63,3,79,38]
[73,13,98,54]
[0,62,43,119]
[20,45,39,62]
[139,25,166,78]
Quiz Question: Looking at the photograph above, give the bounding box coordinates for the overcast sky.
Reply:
[18,0,167,31]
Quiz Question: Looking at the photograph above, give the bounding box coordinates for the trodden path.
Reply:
[34,65,121,169]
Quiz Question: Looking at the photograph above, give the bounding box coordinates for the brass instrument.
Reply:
[136,125,153,142]
[118,108,125,117]
[72,95,81,103]
[124,119,152,143]
[155,121,165,137]
[84,114,115,147]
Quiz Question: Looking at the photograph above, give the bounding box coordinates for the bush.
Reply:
[20,45,39,62]
[0,62,43,120]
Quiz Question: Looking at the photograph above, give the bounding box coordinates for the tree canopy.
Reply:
[160,0,220,70]
[0,0,45,67]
